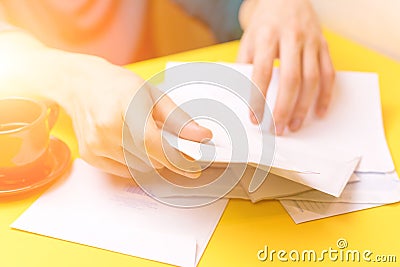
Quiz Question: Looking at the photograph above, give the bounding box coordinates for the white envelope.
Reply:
[279,172,400,204]
[160,62,384,197]
[164,62,394,174]
[11,159,228,267]
[279,199,382,224]
[279,172,400,224]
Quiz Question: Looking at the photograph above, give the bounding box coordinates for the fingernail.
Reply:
[201,128,213,139]
[289,119,302,131]
[275,123,285,136]
[185,170,201,179]
[200,137,212,144]
[181,122,213,141]
[187,120,199,129]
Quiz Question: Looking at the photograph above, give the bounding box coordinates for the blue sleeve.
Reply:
[171,0,243,42]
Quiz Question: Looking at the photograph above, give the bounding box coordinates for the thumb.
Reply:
[151,86,212,142]
[145,119,203,179]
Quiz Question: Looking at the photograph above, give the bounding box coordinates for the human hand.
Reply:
[0,30,212,178]
[237,0,335,135]
[58,53,213,178]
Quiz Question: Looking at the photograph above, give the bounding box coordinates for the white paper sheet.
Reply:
[155,164,359,202]
[160,62,377,197]
[164,62,394,174]
[11,159,228,267]
[163,130,359,197]
[279,172,400,224]
[279,199,382,224]
[239,168,360,202]
[279,172,400,203]
[278,71,394,173]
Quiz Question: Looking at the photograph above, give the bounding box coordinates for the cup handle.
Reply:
[42,99,59,130]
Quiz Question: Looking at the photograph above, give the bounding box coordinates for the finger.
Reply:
[98,157,131,178]
[86,119,159,173]
[289,43,320,131]
[145,118,202,179]
[124,148,161,173]
[237,32,254,64]
[274,37,303,135]
[125,85,155,150]
[123,144,163,172]
[124,87,203,178]
[123,124,164,170]
[315,39,335,117]
[91,138,155,174]
[151,87,212,142]
[249,40,278,124]
[82,153,132,178]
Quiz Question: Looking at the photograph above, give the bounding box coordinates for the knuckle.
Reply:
[290,29,305,42]
[308,36,320,48]
[304,70,319,85]
[320,37,329,48]
[257,27,277,42]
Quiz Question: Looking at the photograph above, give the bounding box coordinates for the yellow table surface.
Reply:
[1,30,400,267]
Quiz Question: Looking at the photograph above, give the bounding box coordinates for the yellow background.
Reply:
[1,29,399,267]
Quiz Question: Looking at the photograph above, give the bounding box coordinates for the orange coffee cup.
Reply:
[0,97,59,183]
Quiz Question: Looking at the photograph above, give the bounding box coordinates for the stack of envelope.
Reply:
[161,62,400,223]
[10,62,400,267]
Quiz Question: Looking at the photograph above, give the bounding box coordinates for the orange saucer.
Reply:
[0,137,71,196]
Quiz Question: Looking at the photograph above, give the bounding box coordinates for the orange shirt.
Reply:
[0,0,151,65]
[0,0,242,65]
